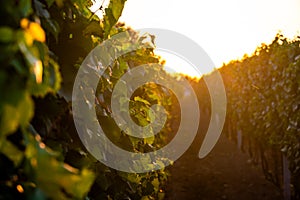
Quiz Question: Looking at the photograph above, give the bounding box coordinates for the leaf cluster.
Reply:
[220,34,300,197]
[0,0,175,199]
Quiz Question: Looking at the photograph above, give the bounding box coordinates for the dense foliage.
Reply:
[0,0,174,199]
[2,0,300,199]
[220,34,300,198]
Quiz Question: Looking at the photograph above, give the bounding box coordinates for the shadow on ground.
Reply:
[165,119,282,200]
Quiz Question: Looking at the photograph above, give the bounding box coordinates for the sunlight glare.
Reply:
[155,50,209,78]
[93,0,300,77]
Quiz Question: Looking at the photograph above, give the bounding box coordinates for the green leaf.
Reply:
[112,58,128,79]
[18,0,32,17]
[0,92,33,136]
[141,196,151,200]
[144,136,155,145]
[29,58,61,96]
[151,178,160,192]
[0,27,14,43]
[43,18,60,41]
[103,8,116,38]
[83,20,103,38]
[24,131,95,199]
[110,0,126,21]
[158,192,165,200]
[0,139,24,166]
[134,96,151,106]
[102,0,127,38]
[33,0,50,18]
[11,59,27,75]
[118,172,141,184]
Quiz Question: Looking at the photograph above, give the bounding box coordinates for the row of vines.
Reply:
[0,0,176,199]
[220,34,300,199]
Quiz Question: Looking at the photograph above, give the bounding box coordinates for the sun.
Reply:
[155,50,213,78]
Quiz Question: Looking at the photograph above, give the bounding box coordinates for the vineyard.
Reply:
[220,35,300,199]
[0,0,299,199]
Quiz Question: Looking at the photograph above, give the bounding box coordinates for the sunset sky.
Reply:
[92,0,300,76]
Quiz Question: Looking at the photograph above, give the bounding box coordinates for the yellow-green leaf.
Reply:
[0,27,14,43]
[0,92,33,136]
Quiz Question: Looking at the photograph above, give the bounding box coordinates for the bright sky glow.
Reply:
[92,0,300,77]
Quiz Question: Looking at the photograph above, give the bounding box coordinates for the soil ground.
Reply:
[165,120,282,200]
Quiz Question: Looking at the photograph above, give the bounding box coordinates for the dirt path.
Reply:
[165,132,282,200]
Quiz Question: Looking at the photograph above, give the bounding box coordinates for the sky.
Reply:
[92,0,300,76]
